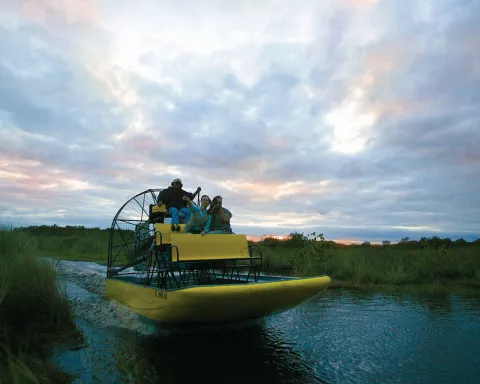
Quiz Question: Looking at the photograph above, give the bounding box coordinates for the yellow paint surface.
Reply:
[105,275,331,323]
[169,234,250,261]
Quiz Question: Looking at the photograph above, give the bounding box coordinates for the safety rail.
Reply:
[143,230,263,289]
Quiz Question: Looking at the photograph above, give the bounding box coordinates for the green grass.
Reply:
[36,234,107,261]
[20,226,128,263]
[0,226,83,383]
[259,234,480,289]
[10,225,480,292]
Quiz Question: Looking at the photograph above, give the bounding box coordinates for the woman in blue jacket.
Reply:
[182,195,212,236]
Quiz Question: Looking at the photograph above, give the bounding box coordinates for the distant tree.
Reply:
[382,240,391,247]
[420,237,431,249]
[418,236,455,249]
[443,238,453,247]
[287,232,308,247]
[430,236,442,249]
[262,236,281,246]
[454,238,467,246]
[400,237,410,243]
[361,241,371,247]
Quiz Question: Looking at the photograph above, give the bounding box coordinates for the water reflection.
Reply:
[113,322,324,384]
[328,288,464,317]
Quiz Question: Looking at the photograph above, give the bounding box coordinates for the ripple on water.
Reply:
[55,260,158,336]
[52,260,480,384]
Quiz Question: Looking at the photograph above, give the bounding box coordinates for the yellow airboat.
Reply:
[106,189,331,324]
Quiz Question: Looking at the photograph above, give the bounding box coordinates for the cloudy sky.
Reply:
[1,0,479,242]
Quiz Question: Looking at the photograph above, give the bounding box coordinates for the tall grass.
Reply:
[10,225,480,289]
[0,227,82,383]
[20,226,127,263]
[260,233,480,288]
[36,234,107,261]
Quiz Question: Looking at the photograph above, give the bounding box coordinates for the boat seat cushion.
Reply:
[169,234,250,262]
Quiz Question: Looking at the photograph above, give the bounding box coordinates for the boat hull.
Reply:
[105,275,331,324]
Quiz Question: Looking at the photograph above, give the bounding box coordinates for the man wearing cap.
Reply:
[157,178,201,231]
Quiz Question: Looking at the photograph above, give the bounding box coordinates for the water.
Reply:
[53,261,480,384]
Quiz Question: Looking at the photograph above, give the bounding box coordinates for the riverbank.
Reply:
[0,228,83,383]
[12,225,480,292]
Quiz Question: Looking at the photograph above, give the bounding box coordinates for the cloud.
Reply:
[5,0,99,25]
[0,0,479,242]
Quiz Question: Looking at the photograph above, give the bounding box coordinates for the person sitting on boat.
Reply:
[206,195,233,234]
[182,195,212,236]
[157,178,201,231]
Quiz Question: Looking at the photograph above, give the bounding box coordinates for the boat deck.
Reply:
[112,272,297,289]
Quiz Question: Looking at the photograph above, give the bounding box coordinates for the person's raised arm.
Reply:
[182,195,193,207]
[191,186,201,201]
[184,195,202,214]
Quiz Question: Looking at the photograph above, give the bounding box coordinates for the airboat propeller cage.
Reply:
[107,189,163,276]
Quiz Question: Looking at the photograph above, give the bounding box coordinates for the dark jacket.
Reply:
[157,187,194,210]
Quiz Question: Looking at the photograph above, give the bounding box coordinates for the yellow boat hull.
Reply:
[105,275,331,323]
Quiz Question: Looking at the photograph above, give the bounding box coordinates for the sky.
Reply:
[0,0,479,243]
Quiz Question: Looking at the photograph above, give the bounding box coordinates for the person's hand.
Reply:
[196,186,201,193]
[201,230,207,236]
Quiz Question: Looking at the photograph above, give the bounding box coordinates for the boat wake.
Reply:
[54,260,158,336]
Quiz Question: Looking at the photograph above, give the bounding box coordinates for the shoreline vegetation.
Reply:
[13,225,480,291]
[0,226,83,383]
[260,232,480,292]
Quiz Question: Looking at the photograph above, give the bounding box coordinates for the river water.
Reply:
[53,261,480,384]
